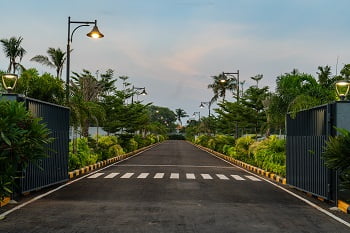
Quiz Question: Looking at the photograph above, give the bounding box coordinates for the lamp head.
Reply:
[140,88,147,95]
[2,73,18,93]
[335,80,350,101]
[87,25,104,39]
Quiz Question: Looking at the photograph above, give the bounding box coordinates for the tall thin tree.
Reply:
[30,47,66,78]
[208,73,237,104]
[0,36,26,73]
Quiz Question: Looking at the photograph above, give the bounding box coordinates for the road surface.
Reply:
[1,140,349,233]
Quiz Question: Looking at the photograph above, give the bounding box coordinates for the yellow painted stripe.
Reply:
[338,200,350,213]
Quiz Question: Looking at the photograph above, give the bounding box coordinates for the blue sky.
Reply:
[1,0,350,118]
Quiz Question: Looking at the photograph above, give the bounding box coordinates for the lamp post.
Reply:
[193,111,201,122]
[131,86,147,104]
[199,101,211,116]
[66,16,104,102]
[223,69,240,138]
[1,73,18,93]
[335,80,350,101]
[222,70,240,102]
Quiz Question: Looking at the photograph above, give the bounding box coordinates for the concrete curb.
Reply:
[338,200,350,214]
[191,143,287,185]
[68,143,160,179]
[190,142,350,214]
[0,143,160,209]
[0,197,10,207]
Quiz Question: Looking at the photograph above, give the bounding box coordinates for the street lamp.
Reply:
[131,86,147,104]
[1,73,18,93]
[199,101,211,116]
[223,70,240,102]
[223,69,240,138]
[66,16,104,101]
[335,80,350,101]
[193,111,201,121]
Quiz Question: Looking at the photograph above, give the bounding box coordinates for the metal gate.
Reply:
[2,94,70,193]
[286,102,350,202]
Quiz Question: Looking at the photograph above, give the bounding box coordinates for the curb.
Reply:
[0,197,10,207]
[68,143,159,179]
[190,142,350,214]
[191,143,286,185]
[338,200,350,214]
[0,143,160,209]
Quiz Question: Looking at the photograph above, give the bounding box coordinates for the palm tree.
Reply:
[70,70,105,137]
[0,36,26,73]
[175,108,188,126]
[208,73,237,104]
[30,47,66,78]
[251,74,263,88]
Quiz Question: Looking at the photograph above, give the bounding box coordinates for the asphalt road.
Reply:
[1,140,350,233]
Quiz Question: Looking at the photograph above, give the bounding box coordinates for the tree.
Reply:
[208,73,237,103]
[69,70,105,137]
[241,86,269,137]
[148,105,177,133]
[0,36,26,73]
[101,95,150,134]
[30,47,66,79]
[175,108,188,127]
[317,65,332,88]
[15,68,65,104]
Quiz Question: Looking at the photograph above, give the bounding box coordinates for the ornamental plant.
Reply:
[0,100,52,200]
[322,128,350,191]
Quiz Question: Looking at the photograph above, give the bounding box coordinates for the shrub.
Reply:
[322,128,350,191]
[252,136,286,176]
[95,136,124,160]
[69,138,99,171]
[234,136,255,163]
[195,135,213,147]
[213,134,235,153]
[0,100,52,200]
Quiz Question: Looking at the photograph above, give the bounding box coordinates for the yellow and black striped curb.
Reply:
[338,200,350,214]
[189,142,350,214]
[68,143,160,179]
[190,142,287,184]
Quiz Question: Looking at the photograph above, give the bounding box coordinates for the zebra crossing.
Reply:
[87,172,262,182]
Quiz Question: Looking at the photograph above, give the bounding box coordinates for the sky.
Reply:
[1,0,350,120]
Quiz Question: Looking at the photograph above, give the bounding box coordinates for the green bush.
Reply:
[213,134,235,153]
[0,100,52,200]
[69,138,99,171]
[234,136,255,163]
[95,136,124,160]
[195,135,213,147]
[322,128,350,191]
[252,136,286,176]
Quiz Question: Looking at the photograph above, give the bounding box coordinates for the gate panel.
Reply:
[286,105,334,200]
[20,97,70,193]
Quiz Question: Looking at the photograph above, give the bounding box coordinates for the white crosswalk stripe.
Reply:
[186,173,196,179]
[245,175,261,181]
[231,175,245,181]
[104,173,119,178]
[201,174,213,179]
[170,173,179,179]
[137,173,149,179]
[88,173,104,179]
[216,174,229,180]
[87,172,263,182]
[154,173,165,179]
[120,173,134,179]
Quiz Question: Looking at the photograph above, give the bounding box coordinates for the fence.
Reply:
[286,101,350,202]
[2,94,70,193]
